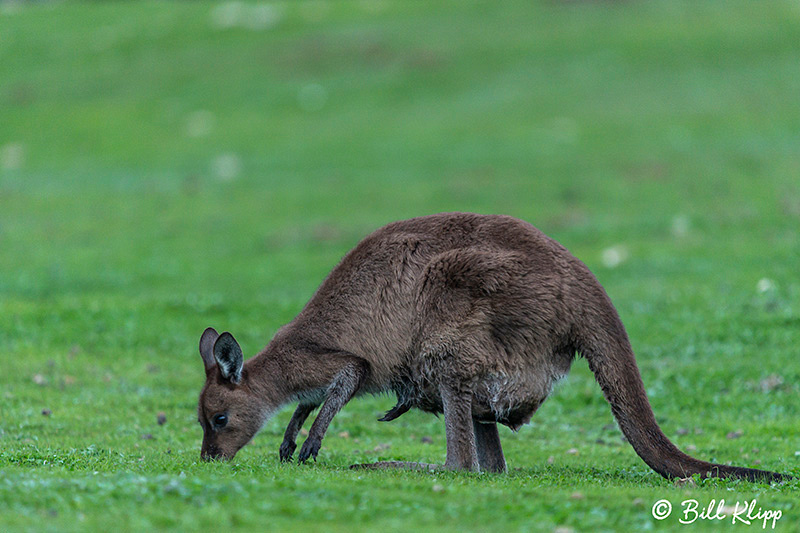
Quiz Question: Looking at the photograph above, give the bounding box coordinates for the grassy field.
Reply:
[1,1,799,531]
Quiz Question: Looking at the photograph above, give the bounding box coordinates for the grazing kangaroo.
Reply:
[197,212,788,482]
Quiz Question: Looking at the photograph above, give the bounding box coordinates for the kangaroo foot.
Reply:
[349,461,444,471]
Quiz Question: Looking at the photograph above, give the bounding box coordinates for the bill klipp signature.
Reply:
[652,499,783,529]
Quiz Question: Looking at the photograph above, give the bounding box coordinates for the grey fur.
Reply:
[196,213,789,482]
[473,420,506,473]
[279,403,319,462]
[213,332,244,384]
[297,357,369,463]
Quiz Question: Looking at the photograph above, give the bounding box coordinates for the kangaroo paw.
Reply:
[297,437,321,464]
[279,440,296,462]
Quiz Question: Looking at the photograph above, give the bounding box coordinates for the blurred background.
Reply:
[1,0,798,472]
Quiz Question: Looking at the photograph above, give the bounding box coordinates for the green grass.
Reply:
[1,1,799,531]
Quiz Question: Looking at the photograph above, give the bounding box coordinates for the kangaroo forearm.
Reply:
[279,403,319,461]
[297,358,370,463]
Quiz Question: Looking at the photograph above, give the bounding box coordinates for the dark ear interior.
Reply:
[213,332,244,384]
[199,327,220,373]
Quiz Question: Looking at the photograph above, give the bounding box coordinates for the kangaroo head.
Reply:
[197,327,270,461]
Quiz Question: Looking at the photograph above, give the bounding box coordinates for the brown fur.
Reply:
[196,213,789,481]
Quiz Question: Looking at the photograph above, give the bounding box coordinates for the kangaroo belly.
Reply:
[391,354,572,430]
[391,375,550,430]
[472,370,554,429]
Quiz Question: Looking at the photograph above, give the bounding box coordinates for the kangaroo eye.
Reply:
[212,414,228,428]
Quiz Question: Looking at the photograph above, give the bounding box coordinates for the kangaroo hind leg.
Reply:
[473,419,507,473]
[440,380,480,472]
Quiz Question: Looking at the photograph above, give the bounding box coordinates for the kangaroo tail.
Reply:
[575,278,788,483]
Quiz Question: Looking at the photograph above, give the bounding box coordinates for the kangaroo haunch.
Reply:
[196,212,788,481]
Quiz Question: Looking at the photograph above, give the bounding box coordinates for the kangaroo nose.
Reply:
[201,446,222,461]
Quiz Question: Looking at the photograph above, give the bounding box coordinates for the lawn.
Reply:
[1,1,799,531]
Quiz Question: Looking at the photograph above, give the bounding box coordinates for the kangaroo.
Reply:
[196,212,789,481]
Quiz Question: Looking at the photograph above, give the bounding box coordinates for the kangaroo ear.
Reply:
[213,332,243,384]
[199,327,220,373]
